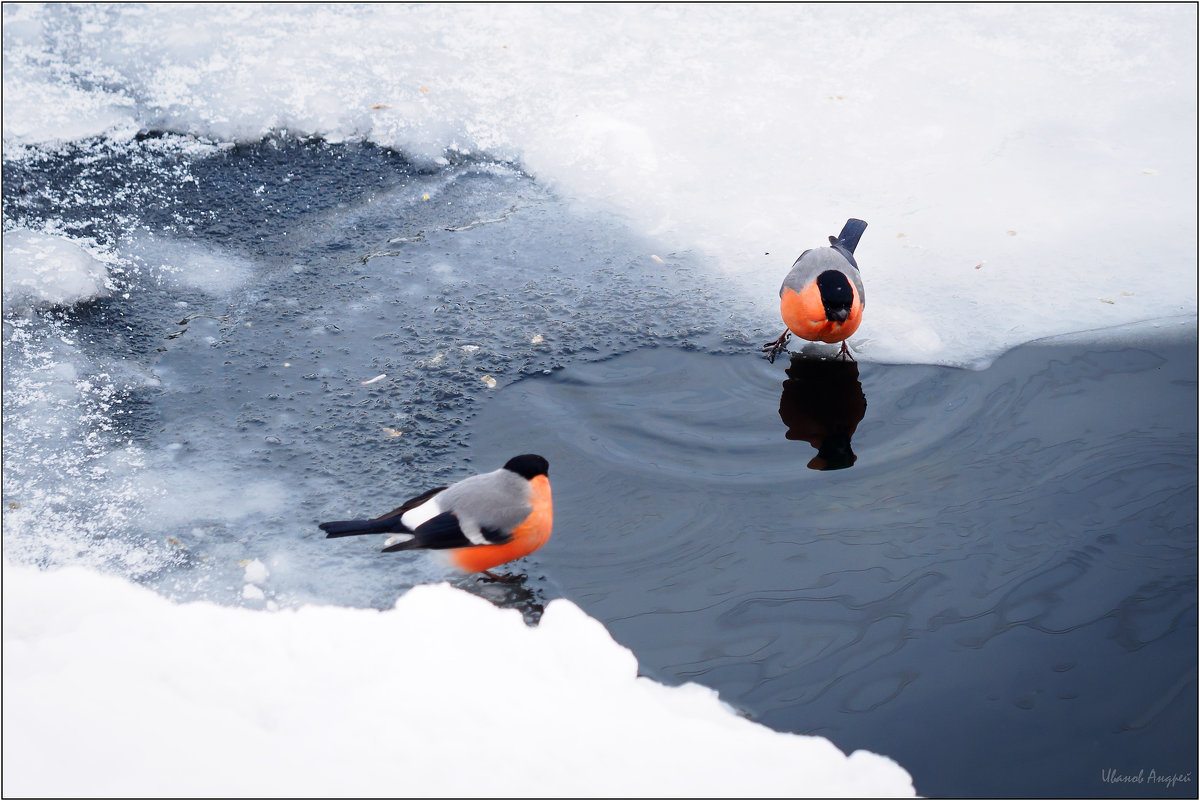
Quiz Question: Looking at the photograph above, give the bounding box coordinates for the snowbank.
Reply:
[2,564,915,797]
[1,229,110,313]
[2,4,1195,366]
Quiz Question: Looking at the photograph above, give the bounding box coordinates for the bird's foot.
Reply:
[478,570,523,584]
[761,331,791,363]
[838,341,855,361]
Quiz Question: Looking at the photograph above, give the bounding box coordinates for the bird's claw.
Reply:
[478,570,523,584]
[762,332,791,363]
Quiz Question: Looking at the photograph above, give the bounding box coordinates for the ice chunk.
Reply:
[2,230,110,313]
[242,559,269,584]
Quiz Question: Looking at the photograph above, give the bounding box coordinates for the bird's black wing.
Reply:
[381,511,512,552]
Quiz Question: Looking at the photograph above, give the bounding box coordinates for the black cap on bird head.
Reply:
[503,454,550,480]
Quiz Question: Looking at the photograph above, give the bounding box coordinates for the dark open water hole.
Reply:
[469,341,1197,799]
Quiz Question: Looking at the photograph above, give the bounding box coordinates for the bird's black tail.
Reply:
[830,218,868,254]
[320,517,407,538]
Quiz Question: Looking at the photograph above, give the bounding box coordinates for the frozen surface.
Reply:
[1,563,914,798]
[2,148,757,602]
[1,228,111,313]
[3,3,1196,367]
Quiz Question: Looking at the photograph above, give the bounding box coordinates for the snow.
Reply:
[2,563,915,797]
[1,229,111,313]
[3,4,1195,366]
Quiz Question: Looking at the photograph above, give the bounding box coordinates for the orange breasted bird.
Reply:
[763,218,868,362]
[319,454,552,581]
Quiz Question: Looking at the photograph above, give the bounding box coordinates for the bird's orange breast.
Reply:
[449,475,553,573]
[780,281,863,344]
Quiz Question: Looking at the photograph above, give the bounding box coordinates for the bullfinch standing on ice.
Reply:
[320,454,552,581]
[763,218,868,362]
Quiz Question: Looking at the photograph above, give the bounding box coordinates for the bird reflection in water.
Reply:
[458,571,547,625]
[778,353,867,470]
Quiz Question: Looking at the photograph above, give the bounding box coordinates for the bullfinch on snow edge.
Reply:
[320,454,552,581]
[763,218,868,362]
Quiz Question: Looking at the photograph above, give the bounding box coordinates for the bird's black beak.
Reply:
[825,306,850,323]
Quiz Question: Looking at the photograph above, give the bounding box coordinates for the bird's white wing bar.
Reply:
[400,496,442,530]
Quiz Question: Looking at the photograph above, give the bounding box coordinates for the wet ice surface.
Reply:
[469,341,1198,798]
[2,138,756,609]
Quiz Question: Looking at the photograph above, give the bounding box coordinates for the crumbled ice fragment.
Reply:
[360,374,387,385]
[243,559,269,584]
[429,353,445,366]
[283,362,291,367]
[531,334,545,344]
[381,427,403,437]
[481,375,497,388]
[461,345,479,352]
[2,229,110,312]
[650,254,665,264]
[242,584,265,601]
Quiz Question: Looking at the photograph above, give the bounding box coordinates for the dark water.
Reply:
[4,138,1195,798]
[469,342,1198,798]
